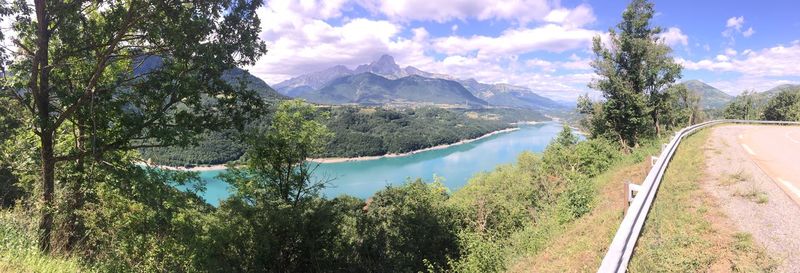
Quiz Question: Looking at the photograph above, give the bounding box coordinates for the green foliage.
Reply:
[141,106,546,166]
[761,88,800,121]
[588,0,683,147]
[357,179,461,272]
[0,209,91,273]
[723,91,761,120]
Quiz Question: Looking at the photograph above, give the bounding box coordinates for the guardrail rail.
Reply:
[598,119,800,273]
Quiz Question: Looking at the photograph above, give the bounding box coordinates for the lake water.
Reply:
[195,122,566,204]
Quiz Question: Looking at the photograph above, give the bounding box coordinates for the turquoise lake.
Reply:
[195,122,566,204]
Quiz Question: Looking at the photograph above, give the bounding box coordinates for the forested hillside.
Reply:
[140,106,548,166]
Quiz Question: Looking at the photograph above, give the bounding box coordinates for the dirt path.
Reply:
[704,125,800,272]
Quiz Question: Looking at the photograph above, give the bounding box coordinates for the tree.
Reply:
[723,91,759,120]
[217,100,343,272]
[665,84,703,127]
[0,0,266,252]
[762,89,800,121]
[589,0,682,148]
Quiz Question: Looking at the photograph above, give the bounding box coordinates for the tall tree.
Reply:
[0,0,266,252]
[589,0,682,147]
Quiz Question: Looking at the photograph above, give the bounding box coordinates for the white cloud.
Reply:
[432,24,598,57]
[680,41,800,77]
[743,27,755,37]
[679,41,800,93]
[362,0,553,24]
[247,0,602,99]
[726,16,745,30]
[249,2,431,83]
[658,27,688,46]
[542,4,596,28]
[722,16,753,40]
[724,48,737,56]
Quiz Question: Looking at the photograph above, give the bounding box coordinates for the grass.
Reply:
[506,129,778,272]
[733,189,769,204]
[627,129,777,272]
[506,139,660,272]
[720,169,750,186]
[0,209,91,273]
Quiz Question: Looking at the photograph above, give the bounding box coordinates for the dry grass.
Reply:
[628,130,777,272]
[506,148,653,272]
[507,129,777,272]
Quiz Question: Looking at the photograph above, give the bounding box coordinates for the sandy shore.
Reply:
[308,127,521,163]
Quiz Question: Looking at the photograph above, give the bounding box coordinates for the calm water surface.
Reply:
[196,122,566,204]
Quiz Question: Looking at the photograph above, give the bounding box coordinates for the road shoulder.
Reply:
[703,125,800,272]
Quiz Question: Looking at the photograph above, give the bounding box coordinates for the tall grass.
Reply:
[0,209,90,273]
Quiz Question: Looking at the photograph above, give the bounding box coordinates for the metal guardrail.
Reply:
[598,119,800,273]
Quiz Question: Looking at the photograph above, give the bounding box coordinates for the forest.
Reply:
[140,106,547,166]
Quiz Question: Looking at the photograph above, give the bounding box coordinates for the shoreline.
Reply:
[308,126,521,163]
[142,124,535,170]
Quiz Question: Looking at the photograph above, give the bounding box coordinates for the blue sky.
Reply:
[247,0,800,100]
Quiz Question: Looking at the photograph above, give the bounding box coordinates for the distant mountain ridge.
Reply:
[300,73,488,106]
[275,54,564,109]
[678,80,733,109]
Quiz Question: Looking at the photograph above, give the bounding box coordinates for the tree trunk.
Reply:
[38,131,55,253]
[652,111,661,136]
[64,128,86,252]
[34,0,53,253]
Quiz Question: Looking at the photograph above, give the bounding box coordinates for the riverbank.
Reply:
[308,127,521,163]
[142,125,529,170]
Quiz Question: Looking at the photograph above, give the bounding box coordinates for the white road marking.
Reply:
[786,132,800,144]
[777,178,800,199]
[741,143,756,156]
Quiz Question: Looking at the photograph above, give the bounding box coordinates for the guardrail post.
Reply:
[650,156,658,167]
[627,182,641,203]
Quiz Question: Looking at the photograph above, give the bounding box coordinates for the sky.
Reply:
[245,0,800,100]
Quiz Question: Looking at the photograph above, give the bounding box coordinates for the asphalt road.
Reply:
[737,125,800,206]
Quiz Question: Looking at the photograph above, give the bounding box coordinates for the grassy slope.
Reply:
[507,129,776,272]
[507,142,656,272]
[628,129,776,272]
[0,210,90,273]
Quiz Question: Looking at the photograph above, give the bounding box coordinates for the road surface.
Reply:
[736,125,800,206]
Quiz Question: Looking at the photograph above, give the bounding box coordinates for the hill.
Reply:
[679,80,733,109]
[301,73,488,107]
[222,68,286,100]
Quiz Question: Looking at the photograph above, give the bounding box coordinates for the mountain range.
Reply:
[274,54,564,110]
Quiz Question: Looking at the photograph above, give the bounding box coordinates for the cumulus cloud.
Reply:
[658,27,688,46]
[679,41,800,77]
[360,0,553,24]
[245,0,606,100]
[542,4,596,28]
[432,24,598,57]
[678,41,800,93]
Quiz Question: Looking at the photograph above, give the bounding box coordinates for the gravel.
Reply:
[703,125,800,272]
